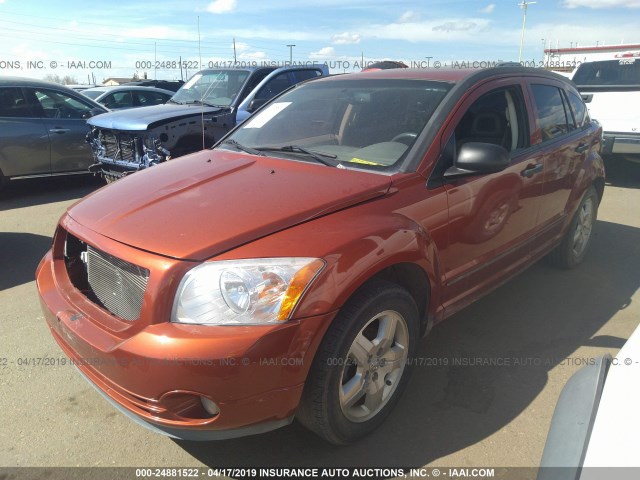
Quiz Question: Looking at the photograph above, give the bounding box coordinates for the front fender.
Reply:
[214,207,443,324]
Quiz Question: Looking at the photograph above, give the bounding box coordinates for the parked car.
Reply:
[81,86,174,110]
[573,55,640,163]
[0,77,107,190]
[123,79,185,92]
[539,323,640,478]
[85,65,329,182]
[37,66,604,444]
[67,84,97,92]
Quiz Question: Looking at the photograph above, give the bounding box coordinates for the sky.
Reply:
[0,0,639,83]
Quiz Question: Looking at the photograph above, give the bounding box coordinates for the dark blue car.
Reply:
[86,65,328,181]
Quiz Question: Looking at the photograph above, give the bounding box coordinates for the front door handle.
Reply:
[49,128,70,134]
[574,143,589,154]
[521,163,544,178]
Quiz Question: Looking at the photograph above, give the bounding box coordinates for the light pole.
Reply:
[286,44,296,65]
[518,1,536,63]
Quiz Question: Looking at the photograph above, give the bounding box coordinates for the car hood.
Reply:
[87,103,226,131]
[67,150,392,260]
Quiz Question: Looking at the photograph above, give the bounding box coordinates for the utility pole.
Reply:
[233,38,237,64]
[287,44,296,65]
[518,1,536,62]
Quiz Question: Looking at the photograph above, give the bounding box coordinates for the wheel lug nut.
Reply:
[385,380,392,386]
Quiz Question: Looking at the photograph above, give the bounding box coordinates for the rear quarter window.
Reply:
[566,90,589,129]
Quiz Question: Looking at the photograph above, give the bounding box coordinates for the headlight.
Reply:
[171,258,324,325]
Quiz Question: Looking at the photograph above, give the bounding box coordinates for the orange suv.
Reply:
[37,67,604,444]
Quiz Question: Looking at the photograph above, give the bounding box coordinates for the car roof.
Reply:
[0,76,81,89]
[84,85,174,94]
[319,66,573,85]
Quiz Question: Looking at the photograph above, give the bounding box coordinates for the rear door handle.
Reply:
[49,128,70,134]
[521,163,543,178]
[574,143,589,154]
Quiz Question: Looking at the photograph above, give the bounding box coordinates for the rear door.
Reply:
[527,81,588,240]
[0,86,50,177]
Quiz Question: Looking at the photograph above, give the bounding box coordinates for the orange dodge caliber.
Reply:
[37,67,605,444]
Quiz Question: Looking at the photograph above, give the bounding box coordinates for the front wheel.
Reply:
[548,186,598,269]
[297,279,419,444]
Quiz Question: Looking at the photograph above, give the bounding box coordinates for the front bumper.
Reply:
[602,131,640,156]
[36,225,335,440]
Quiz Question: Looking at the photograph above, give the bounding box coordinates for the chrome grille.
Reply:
[85,245,149,321]
[98,131,137,162]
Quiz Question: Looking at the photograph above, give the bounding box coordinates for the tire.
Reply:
[548,186,598,269]
[297,279,420,444]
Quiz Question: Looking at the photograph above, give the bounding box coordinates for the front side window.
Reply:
[102,91,133,109]
[454,86,529,153]
[135,90,170,106]
[32,89,93,119]
[223,79,451,172]
[531,84,571,142]
[253,72,292,101]
[0,87,31,118]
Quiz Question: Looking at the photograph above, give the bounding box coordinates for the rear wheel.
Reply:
[548,186,598,269]
[297,279,419,444]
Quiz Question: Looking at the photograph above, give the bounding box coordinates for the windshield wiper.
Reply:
[167,99,182,105]
[255,145,338,167]
[222,139,264,156]
[183,100,224,108]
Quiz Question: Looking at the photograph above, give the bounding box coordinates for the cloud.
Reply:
[563,0,640,7]
[238,50,267,60]
[433,21,478,32]
[481,4,496,13]
[362,17,491,42]
[331,32,361,44]
[310,46,336,59]
[233,41,251,52]
[206,0,237,14]
[398,10,421,23]
[117,26,196,41]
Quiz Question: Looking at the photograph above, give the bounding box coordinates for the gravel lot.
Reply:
[1,157,639,472]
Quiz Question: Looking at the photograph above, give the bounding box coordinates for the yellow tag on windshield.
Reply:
[350,157,382,166]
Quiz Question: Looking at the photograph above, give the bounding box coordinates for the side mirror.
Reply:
[246,98,267,113]
[444,142,510,179]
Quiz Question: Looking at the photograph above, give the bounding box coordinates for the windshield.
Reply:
[171,69,250,106]
[573,58,640,86]
[222,78,451,172]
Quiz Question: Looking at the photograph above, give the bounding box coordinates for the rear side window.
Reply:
[566,91,589,129]
[0,87,32,118]
[531,84,571,142]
